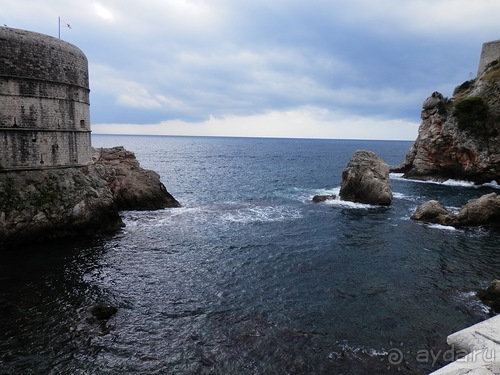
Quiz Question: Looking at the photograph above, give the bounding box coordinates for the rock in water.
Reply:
[312,195,336,203]
[455,192,500,227]
[339,150,392,205]
[411,193,500,228]
[478,280,500,312]
[410,200,455,225]
[91,304,118,320]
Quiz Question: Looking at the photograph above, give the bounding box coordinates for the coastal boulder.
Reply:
[455,192,500,226]
[410,200,456,225]
[411,193,500,228]
[339,150,392,205]
[477,280,500,312]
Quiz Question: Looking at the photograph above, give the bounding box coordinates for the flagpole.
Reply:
[58,16,61,39]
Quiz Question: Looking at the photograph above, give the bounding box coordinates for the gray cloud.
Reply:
[3,0,498,139]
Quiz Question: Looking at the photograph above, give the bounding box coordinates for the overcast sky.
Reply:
[2,1,499,140]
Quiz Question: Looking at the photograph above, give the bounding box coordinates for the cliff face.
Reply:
[0,147,180,247]
[394,60,500,184]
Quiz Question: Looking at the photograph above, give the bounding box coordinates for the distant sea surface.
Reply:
[1,135,500,374]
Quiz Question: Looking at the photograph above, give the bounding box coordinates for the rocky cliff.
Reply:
[393,59,500,183]
[0,147,180,247]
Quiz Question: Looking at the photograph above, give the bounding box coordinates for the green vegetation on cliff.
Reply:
[452,96,490,134]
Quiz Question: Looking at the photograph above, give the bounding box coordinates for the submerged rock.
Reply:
[91,304,118,320]
[411,193,500,228]
[339,150,392,206]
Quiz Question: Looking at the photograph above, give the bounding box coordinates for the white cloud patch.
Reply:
[93,2,115,22]
[93,107,419,141]
[337,0,500,37]
[116,91,184,110]
[90,64,188,110]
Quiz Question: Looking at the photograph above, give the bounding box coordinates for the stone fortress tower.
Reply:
[0,27,91,170]
[477,39,500,76]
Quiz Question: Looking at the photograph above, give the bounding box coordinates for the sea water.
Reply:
[1,135,499,374]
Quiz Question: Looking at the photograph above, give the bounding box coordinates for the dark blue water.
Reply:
[1,135,500,374]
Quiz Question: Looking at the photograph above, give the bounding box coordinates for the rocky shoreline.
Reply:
[0,146,180,248]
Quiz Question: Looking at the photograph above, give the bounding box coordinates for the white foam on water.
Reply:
[389,172,405,179]
[455,291,491,315]
[290,186,339,203]
[299,186,411,207]
[441,179,476,187]
[119,206,207,232]
[305,186,376,209]
[323,198,375,209]
[427,223,458,231]
[392,192,405,199]
[483,180,500,189]
[392,191,417,201]
[329,342,389,361]
[311,187,339,196]
[221,204,303,224]
[390,174,500,190]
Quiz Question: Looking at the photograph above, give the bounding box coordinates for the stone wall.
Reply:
[0,130,91,169]
[478,39,500,76]
[0,27,91,170]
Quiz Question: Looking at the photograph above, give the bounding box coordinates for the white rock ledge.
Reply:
[430,314,500,374]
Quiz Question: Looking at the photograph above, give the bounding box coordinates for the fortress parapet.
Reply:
[478,39,500,76]
[0,27,91,170]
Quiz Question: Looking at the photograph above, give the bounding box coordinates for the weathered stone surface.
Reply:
[430,314,500,374]
[393,61,500,184]
[411,193,500,228]
[93,147,180,210]
[0,165,121,246]
[339,150,392,205]
[455,193,500,226]
[0,27,92,170]
[0,147,180,247]
[410,200,456,225]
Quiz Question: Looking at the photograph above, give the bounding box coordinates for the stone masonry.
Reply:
[0,27,91,170]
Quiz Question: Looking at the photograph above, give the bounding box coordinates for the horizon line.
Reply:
[91,132,416,143]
